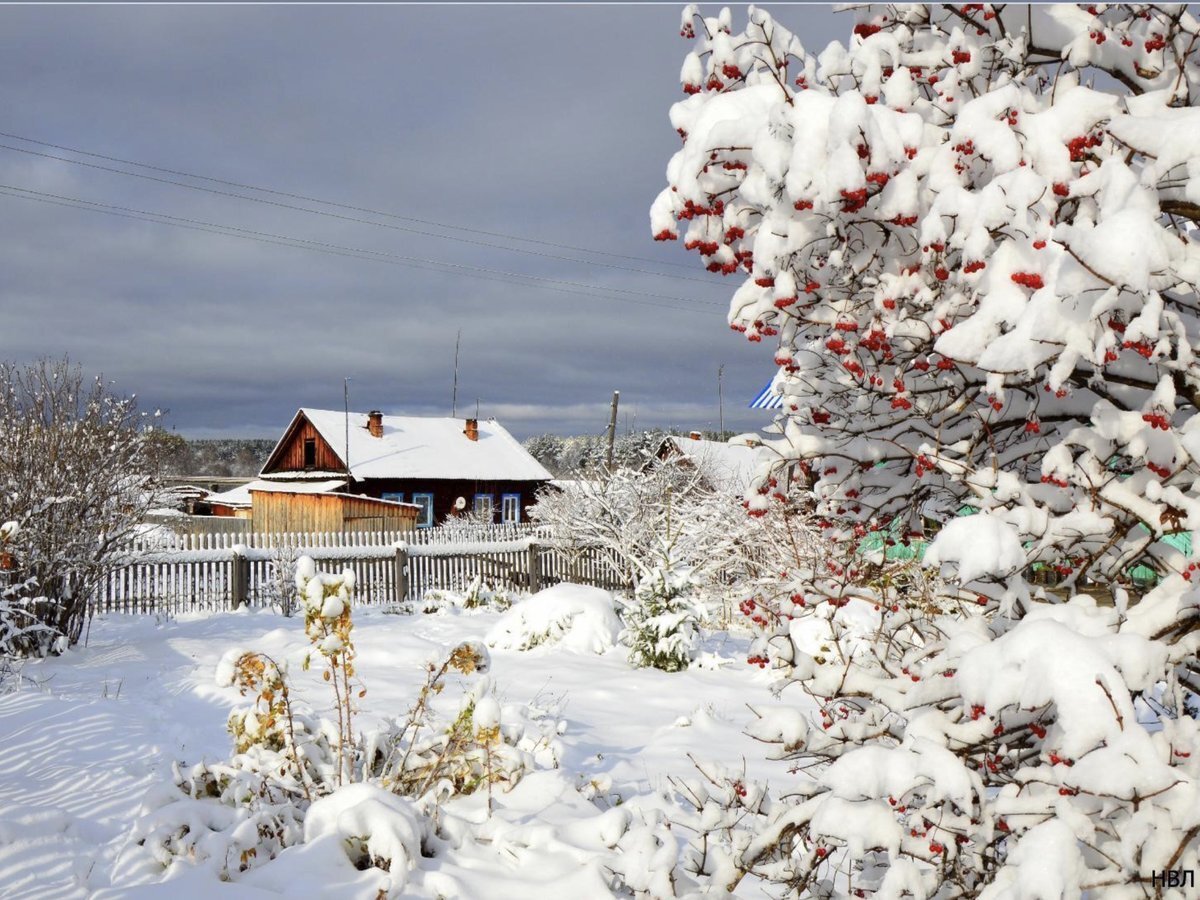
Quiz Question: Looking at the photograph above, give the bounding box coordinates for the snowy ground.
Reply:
[0,600,799,898]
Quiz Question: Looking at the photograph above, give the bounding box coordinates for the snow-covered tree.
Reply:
[654,1,1200,597]
[652,4,1200,894]
[0,358,162,654]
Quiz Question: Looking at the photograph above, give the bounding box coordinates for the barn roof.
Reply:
[664,435,761,494]
[263,409,553,482]
[209,478,348,509]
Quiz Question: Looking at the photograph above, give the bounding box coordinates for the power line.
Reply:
[0,183,722,316]
[0,129,708,278]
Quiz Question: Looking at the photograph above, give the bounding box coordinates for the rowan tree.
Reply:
[651,4,1200,894]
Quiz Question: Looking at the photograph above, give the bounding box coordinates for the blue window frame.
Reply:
[381,492,404,504]
[473,493,494,522]
[501,493,521,524]
[412,493,434,528]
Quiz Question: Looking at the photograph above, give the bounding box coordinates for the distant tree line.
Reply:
[148,434,278,478]
[147,429,744,480]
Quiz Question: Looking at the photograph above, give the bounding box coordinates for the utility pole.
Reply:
[451,328,461,417]
[718,364,725,438]
[605,390,620,471]
[343,377,351,484]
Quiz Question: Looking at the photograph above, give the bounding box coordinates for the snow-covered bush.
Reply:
[263,537,301,617]
[651,3,1200,894]
[532,458,774,667]
[403,577,515,616]
[622,562,705,672]
[0,520,59,659]
[0,357,163,653]
[120,558,559,888]
[486,583,622,654]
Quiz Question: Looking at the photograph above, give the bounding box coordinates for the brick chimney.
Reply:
[367,410,384,438]
[688,430,703,441]
[464,418,479,441]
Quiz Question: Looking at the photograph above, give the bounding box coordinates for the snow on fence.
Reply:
[92,525,624,614]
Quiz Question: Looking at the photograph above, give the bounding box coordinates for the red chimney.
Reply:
[367,410,384,438]
[464,418,479,441]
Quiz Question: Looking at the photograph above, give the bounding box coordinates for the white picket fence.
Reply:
[93,523,624,614]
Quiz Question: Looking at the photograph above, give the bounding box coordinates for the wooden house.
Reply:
[256,408,552,528]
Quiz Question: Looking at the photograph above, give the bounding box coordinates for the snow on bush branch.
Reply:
[649,4,1200,896]
[652,2,1200,595]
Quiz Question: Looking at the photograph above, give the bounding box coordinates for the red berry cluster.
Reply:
[1123,340,1154,358]
[755,276,775,288]
[1142,411,1171,430]
[952,50,972,64]
[963,260,986,274]
[915,454,934,477]
[1067,132,1103,161]
[840,188,869,212]
[1053,182,1070,197]
[812,410,830,424]
[866,171,889,186]
[1147,461,1171,478]
[746,654,769,668]
[721,63,743,80]
[1011,272,1044,289]
[682,83,701,95]
[1040,474,1069,487]
[953,139,975,155]
[676,197,724,221]
[774,295,798,309]
[653,229,677,242]
[1090,30,1106,44]
[891,214,918,226]
[793,199,814,211]
[1145,34,1166,51]
[1025,419,1040,434]
[853,22,882,38]
[684,239,720,256]
[1033,239,1047,249]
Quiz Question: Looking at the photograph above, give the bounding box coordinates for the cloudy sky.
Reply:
[0,2,844,440]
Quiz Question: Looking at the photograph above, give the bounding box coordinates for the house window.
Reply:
[501,493,521,524]
[381,492,404,504]
[303,437,316,468]
[412,493,434,528]
[473,494,494,522]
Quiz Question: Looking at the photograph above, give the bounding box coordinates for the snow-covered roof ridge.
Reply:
[288,408,553,483]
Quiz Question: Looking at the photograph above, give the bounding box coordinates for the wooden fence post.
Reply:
[231,547,249,609]
[527,541,541,593]
[394,546,409,604]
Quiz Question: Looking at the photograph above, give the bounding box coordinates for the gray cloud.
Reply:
[0,4,845,440]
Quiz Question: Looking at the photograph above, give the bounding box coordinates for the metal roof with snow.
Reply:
[261,408,553,483]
